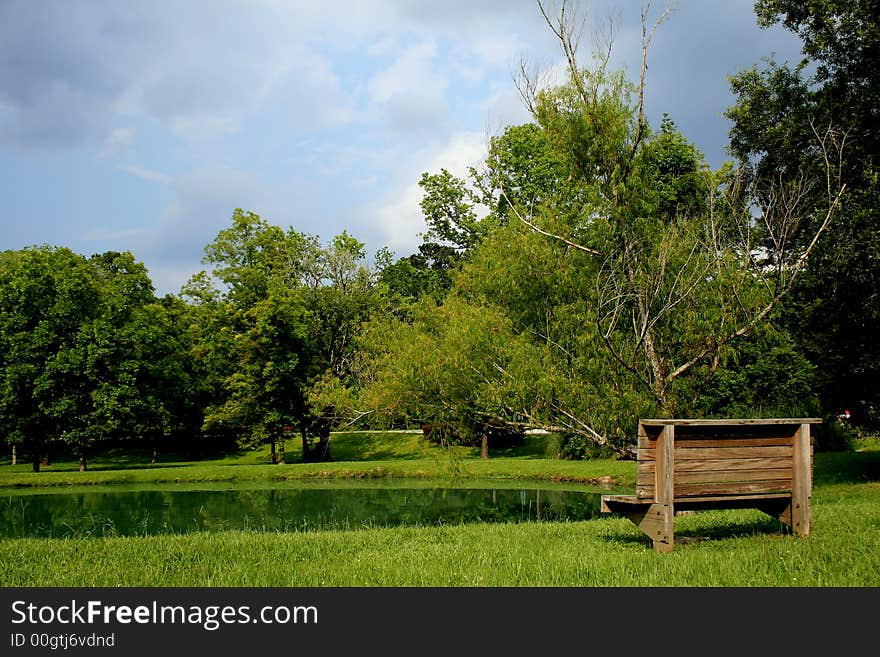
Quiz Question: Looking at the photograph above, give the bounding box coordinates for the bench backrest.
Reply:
[635,419,816,501]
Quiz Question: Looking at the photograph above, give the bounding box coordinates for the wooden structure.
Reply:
[601,418,820,552]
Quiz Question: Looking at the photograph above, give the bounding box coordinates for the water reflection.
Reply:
[0,485,603,538]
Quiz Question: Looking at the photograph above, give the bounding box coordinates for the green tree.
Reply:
[0,247,185,470]
[357,294,533,458]
[37,252,177,470]
[359,1,844,455]
[188,210,380,462]
[500,2,843,423]
[726,0,879,427]
[0,247,100,470]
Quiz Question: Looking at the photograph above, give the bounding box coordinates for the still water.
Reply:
[0,482,604,538]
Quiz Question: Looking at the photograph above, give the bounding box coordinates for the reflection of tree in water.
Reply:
[0,487,602,538]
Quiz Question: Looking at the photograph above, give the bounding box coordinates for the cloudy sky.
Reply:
[0,0,805,296]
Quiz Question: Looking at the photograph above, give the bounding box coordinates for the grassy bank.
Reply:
[1,433,878,587]
[0,431,632,489]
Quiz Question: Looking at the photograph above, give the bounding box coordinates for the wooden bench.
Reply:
[601,418,820,552]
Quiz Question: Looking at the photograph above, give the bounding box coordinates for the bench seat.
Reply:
[601,419,819,551]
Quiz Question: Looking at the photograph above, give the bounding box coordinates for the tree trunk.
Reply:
[316,435,332,462]
[79,453,87,472]
[10,445,15,466]
[300,429,311,463]
[278,437,285,465]
[270,438,277,464]
[480,433,489,460]
[151,446,158,464]
[32,452,40,472]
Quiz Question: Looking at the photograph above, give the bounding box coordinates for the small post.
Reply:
[653,424,675,552]
[791,423,813,536]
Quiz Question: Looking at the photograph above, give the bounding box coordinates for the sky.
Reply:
[0,0,807,297]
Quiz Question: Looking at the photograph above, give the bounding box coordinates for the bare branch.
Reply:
[665,124,847,383]
[501,185,603,256]
[625,1,673,171]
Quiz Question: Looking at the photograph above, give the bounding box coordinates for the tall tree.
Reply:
[504,1,844,417]
[189,210,379,462]
[0,247,182,470]
[727,0,879,427]
[0,247,100,470]
[358,1,846,455]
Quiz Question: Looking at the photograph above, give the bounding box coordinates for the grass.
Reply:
[1,432,879,587]
[0,431,631,489]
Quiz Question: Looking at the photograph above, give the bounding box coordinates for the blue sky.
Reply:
[0,1,805,296]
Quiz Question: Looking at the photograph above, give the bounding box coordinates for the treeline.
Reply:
[2,1,877,470]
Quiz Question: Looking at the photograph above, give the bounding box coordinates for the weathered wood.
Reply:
[638,468,792,486]
[638,479,794,498]
[639,435,795,449]
[640,418,822,426]
[791,423,813,536]
[601,499,673,553]
[603,418,816,550]
[656,425,674,505]
[639,446,793,460]
[640,456,793,472]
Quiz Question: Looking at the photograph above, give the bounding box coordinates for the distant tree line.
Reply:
[1,1,876,470]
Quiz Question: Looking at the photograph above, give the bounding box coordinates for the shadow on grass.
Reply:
[814,448,880,486]
[7,446,252,474]
[331,446,428,462]
[601,515,791,549]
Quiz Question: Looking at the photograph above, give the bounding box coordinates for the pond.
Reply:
[0,481,606,538]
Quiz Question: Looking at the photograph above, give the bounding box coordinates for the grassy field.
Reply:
[1,432,879,587]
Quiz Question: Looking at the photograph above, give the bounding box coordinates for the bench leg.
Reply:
[760,498,811,538]
[612,503,675,552]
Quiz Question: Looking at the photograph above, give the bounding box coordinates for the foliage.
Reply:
[727,0,879,427]
[0,247,194,470]
[187,209,380,461]
[357,3,844,456]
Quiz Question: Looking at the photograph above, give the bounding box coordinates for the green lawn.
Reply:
[1,432,878,587]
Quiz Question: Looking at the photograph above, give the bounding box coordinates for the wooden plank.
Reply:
[656,425,674,506]
[676,446,793,459]
[638,479,793,498]
[601,495,646,513]
[674,492,790,504]
[640,446,793,460]
[640,418,822,426]
[674,424,797,438]
[640,457,793,473]
[639,435,795,449]
[791,423,813,536]
[638,468,792,486]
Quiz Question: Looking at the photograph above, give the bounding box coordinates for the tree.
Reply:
[0,247,100,470]
[357,0,846,455]
[189,210,317,461]
[502,1,844,420]
[0,247,182,471]
[727,0,879,427]
[188,210,380,462]
[357,295,533,458]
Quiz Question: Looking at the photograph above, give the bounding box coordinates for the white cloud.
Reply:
[101,127,135,158]
[367,37,396,57]
[369,130,488,255]
[118,164,171,186]
[367,39,445,104]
